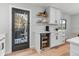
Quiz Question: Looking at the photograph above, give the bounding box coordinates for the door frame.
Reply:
[9,5,31,53]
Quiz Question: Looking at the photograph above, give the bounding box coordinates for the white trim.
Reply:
[5,51,11,55]
[8,5,31,54]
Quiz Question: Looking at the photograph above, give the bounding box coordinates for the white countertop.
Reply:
[35,31,51,33]
[67,37,79,45]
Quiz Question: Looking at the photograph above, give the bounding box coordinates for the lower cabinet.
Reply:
[50,33,57,47]
[35,31,65,53]
[50,32,65,48]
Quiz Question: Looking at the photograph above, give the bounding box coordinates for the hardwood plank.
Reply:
[6,43,69,56]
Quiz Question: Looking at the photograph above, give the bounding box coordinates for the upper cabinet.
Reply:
[48,7,62,25]
[49,7,56,24]
[55,9,62,25]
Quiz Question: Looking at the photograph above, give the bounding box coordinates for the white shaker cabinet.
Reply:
[58,30,65,45]
[55,9,62,25]
[49,7,56,24]
[50,33,57,47]
[50,30,65,48]
[48,7,62,25]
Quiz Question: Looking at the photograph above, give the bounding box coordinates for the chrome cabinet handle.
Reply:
[56,36,58,40]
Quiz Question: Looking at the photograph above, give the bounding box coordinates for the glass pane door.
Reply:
[12,8,30,51]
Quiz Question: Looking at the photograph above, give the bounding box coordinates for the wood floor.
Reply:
[6,43,70,56]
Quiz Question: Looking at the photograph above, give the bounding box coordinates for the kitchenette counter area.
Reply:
[34,29,65,54]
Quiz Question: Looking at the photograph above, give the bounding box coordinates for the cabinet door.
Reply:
[58,31,65,44]
[50,33,65,48]
[55,9,62,25]
[49,7,56,24]
[58,35,65,44]
[50,33,57,47]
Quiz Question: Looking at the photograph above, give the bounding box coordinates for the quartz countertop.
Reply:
[35,31,51,33]
[67,37,79,45]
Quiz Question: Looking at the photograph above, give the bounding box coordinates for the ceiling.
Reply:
[49,3,79,15]
[25,3,79,15]
[13,3,79,15]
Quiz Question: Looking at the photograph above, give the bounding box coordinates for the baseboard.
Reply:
[5,51,12,56]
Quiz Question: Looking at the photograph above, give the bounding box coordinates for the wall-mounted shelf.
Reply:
[36,9,48,23]
[37,9,48,17]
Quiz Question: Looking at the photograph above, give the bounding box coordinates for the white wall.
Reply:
[0,3,10,53]
[71,14,79,37]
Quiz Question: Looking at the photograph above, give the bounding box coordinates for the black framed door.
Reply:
[12,8,30,51]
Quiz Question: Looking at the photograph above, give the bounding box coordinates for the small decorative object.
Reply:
[37,18,42,23]
[77,34,79,37]
[42,18,47,23]
[55,28,59,31]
